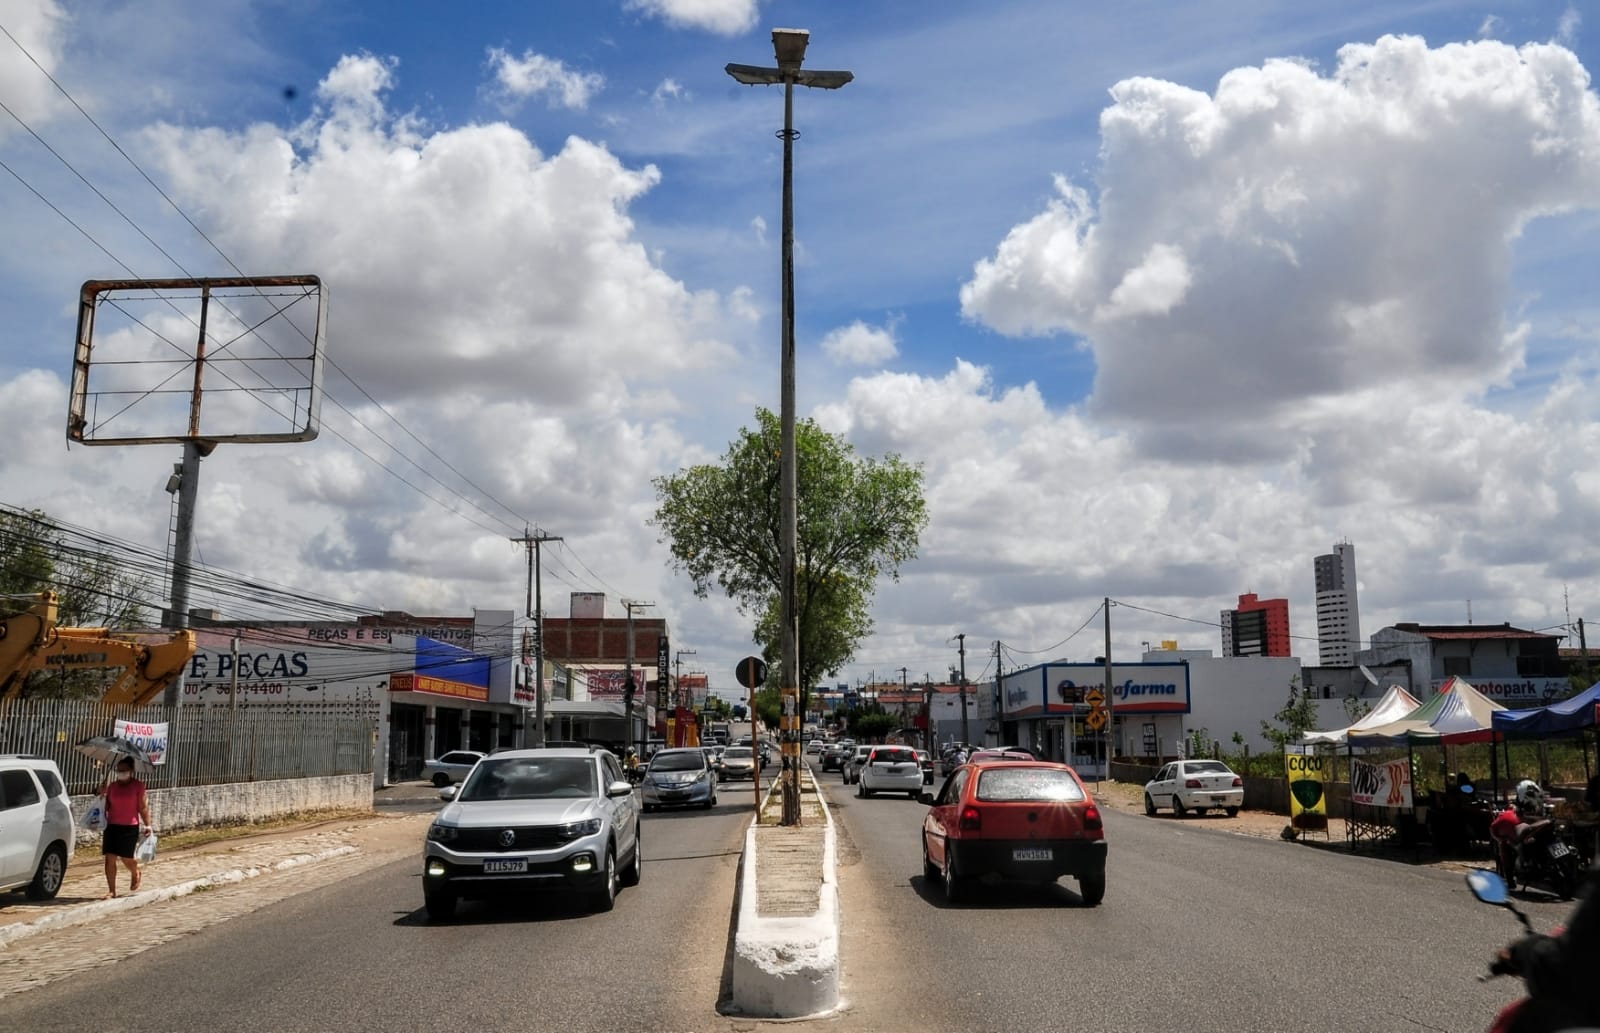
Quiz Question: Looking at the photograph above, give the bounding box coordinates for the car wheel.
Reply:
[424,888,456,922]
[941,851,967,904]
[26,844,67,901]
[431,772,451,788]
[1172,797,1187,818]
[620,833,642,887]
[589,847,617,913]
[1144,793,1157,816]
[1077,872,1106,907]
[1225,807,1240,818]
[702,796,715,809]
[922,839,939,881]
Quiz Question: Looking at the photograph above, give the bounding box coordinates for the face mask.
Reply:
[116,771,132,782]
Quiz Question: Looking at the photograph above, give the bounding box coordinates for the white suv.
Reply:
[0,755,75,900]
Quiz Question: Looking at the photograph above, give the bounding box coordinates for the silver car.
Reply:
[420,749,486,787]
[843,744,874,784]
[423,747,641,920]
[641,748,717,811]
[0,755,75,900]
[718,745,760,782]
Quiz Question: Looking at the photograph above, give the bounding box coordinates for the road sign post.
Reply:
[736,656,768,816]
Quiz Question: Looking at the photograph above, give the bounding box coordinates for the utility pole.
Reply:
[898,667,909,733]
[675,649,698,710]
[954,633,969,747]
[511,529,561,748]
[1102,598,1114,786]
[924,673,934,756]
[1580,617,1591,683]
[993,640,1003,750]
[623,599,654,757]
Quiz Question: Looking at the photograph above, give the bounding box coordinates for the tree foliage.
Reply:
[844,702,896,742]
[652,408,927,693]
[0,507,154,699]
[1259,677,1321,751]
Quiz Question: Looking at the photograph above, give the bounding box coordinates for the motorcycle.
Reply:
[1465,869,1593,1033]
[1496,816,1583,901]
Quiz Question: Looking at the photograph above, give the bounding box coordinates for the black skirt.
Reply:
[102,823,140,858]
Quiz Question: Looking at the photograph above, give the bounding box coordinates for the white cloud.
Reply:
[750,214,767,245]
[961,36,1600,460]
[652,78,687,105]
[625,0,760,36]
[485,46,603,111]
[0,0,69,138]
[1557,5,1581,46]
[820,318,900,366]
[1477,15,1504,39]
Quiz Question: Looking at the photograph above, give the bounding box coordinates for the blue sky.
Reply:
[2,0,1599,693]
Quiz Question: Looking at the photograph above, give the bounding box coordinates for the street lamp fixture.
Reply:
[725,28,852,828]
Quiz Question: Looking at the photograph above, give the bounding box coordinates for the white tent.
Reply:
[1301,685,1422,746]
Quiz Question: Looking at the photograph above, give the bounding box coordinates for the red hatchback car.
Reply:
[921,760,1106,906]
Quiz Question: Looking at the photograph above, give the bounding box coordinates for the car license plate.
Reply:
[483,858,528,873]
[1013,848,1052,862]
[1211,795,1229,803]
[1550,842,1572,859]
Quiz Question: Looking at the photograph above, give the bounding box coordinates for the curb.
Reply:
[0,845,358,948]
[729,770,840,1019]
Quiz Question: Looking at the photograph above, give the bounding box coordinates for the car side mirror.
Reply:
[918,792,936,806]
[438,786,457,801]
[607,780,635,798]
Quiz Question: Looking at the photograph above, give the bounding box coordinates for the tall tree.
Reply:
[652,407,927,696]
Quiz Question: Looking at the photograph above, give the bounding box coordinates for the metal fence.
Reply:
[0,699,377,794]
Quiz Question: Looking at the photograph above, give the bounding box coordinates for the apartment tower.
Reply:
[1314,541,1361,665]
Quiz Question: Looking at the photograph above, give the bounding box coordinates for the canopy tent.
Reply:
[1302,685,1422,746]
[1492,680,1600,739]
[1349,677,1504,746]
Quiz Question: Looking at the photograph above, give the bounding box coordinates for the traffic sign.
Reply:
[1084,688,1105,706]
[1084,708,1108,731]
[735,656,768,690]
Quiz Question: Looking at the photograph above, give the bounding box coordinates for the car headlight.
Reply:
[427,823,458,843]
[562,819,603,838]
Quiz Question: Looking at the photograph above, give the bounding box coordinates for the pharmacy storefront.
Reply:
[999,662,1191,776]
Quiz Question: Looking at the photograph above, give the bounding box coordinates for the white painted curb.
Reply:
[0,846,358,948]
[729,771,840,1019]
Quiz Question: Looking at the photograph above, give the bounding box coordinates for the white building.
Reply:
[1355,623,1567,705]
[1314,541,1361,665]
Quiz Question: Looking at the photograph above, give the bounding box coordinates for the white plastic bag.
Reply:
[83,795,109,834]
[135,830,158,863]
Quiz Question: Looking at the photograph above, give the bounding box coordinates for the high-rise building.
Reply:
[1314,541,1361,665]
[1221,593,1290,657]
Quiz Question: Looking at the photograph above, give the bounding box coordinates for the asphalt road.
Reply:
[0,781,768,1033]
[802,761,1572,1033]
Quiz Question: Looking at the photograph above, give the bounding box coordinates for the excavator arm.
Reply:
[0,592,197,705]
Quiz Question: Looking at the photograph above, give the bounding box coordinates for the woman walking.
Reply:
[102,756,152,898]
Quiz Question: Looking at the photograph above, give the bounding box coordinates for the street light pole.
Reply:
[955,633,969,747]
[623,599,654,757]
[727,29,852,828]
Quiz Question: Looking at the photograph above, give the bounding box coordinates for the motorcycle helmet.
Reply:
[1514,779,1544,813]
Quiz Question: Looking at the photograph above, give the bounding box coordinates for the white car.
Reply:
[843,745,874,784]
[1143,759,1244,818]
[0,755,75,900]
[421,750,486,787]
[858,746,923,798]
[805,740,825,755]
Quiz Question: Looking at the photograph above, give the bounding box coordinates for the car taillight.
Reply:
[1082,804,1103,831]
[959,805,982,831]
[1185,778,1203,788]
[1231,776,1242,787]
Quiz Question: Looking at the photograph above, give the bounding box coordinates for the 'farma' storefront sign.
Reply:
[1000,662,1191,717]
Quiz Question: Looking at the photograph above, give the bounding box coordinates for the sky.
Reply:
[2,0,1599,696]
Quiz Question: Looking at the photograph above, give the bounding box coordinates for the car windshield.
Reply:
[725,747,753,758]
[458,757,596,801]
[1185,761,1232,775]
[976,768,1086,803]
[651,751,706,772]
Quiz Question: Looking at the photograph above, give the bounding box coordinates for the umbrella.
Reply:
[75,735,157,776]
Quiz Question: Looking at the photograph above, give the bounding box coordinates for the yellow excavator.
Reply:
[0,591,197,705]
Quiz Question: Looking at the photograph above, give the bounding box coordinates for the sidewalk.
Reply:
[0,809,430,948]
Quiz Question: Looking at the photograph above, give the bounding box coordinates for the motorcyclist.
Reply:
[1493,860,1600,1032]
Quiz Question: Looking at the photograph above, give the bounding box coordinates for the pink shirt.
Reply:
[104,777,146,826]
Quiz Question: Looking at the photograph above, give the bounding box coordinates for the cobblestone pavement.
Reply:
[0,812,431,1000]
